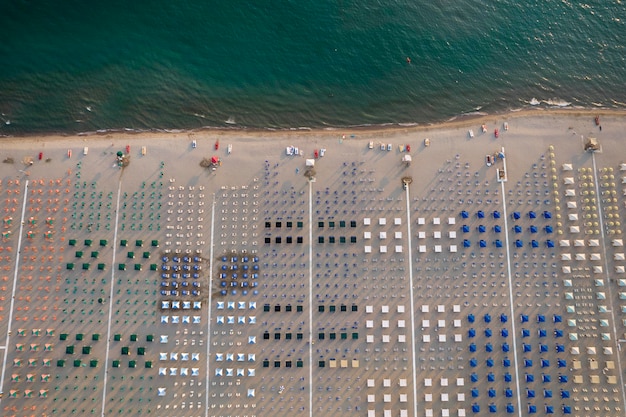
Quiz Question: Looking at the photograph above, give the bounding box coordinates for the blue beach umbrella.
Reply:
[545,225,553,233]
[528,404,537,414]
[523,343,531,352]
[562,405,571,414]
[501,328,509,337]
[488,388,496,397]
[554,329,563,337]
[542,374,551,383]
[515,239,523,248]
[561,390,570,399]
[484,314,492,323]
[530,225,538,233]
[472,404,480,413]
[493,211,501,219]
[503,357,511,367]
[544,390,553,398]
[524,359,533,367]
[526,374,534,383]
[513,211,521,220]
[506,404,514,414]
[553,314,562,323]
[471,373,478,382]
[540,344,548,353]
[462,225,470,233]
[528,211,536,218]
[557,359,566,368]
[468,328,476,337]
[543,210,552,218]
[537,314,546,322]
[495,239,503,247]
[489,403,497,413]
[546,240,554,247]
[486,343,493,352]
[514,225,522,233]
[541,359,550,368]
[559,375,568,383]
[494,225,501,233]
[545,405,554,414]
[527,389,535,398]
[485,328,492,337]
[556,344,565,352]
[504,373,512,382]
[500,314,508,323]
[478,225,486,233]
[522,328,530,337]
[471,388,479,398]
[468,313,475,323]
[486,358,494,367]
[488,373,495,382]
[502,342,510,352]
[461,210,469,219]
[477,210,485,218]
[531,240,539,248]
[464,239,471,247]
[480,240,487,247]
[520,314,529,322]
[538,329,547,337]
[469,343,477,352]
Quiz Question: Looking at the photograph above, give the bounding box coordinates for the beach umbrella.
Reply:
[504,372,512,382]
[477,210,485,218]
[513,211,521,220]
[461,210,469,219]
[486,343,493,352]
[468,328,476,337]
[495,239,502,247]
[528,404,537,414]
[500,314,508,323]
[493,210,501,218]
[462,225,470,233]
[525,359,533,368]
[529,211,536,218]
[554,329,564,337]
[484,314,492,323]
[520,314,529,322]
[514,225,522,233]
[489,403,497,413]
[467,313,475,323]
[471,388,479,397]
[545,405,554,414]
[557,359,566,368]
[543,210,552,219]
[39,389,48,398]
[562,406,571,414]
[470,358,477,367]
[487,372,495,382]
[559,375,568,383]
[469,343,476,352]
[539,344,548,352]
[472,404,480,413]
[542,374,551,382]
[478,225,486,233]
[553,314,562,323]
[506,404,514,414]
[515,239,523,248]
[211,156,219,164]
[529,225,538,233]
[521,328,530,337]
[546,239,554,247]
[541,359,550,368]
[561,390,570,399]
[479,240,487,247]
[488,388,496,397]
[531,240,539,248]
[501,328,508,337]
[523,343,531,352]
[503,357,511,367]
[463,239,471,247]
[494,225,501,233]
[485,328,492,337]
[471,373,478,382]
[505,388,513,397]
[545,225,553,233]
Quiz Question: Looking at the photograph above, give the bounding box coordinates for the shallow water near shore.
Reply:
[1,0,624,134]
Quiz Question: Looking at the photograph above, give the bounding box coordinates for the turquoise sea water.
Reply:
[0,0,624,134]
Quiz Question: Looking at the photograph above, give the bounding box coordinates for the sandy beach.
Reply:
[0,109,625,417]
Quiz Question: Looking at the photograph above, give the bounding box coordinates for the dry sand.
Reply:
[0,109,625,417]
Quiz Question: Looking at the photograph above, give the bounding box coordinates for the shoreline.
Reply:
[1,107,625,142]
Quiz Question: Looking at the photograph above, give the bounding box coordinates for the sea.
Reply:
[0,0,624,135]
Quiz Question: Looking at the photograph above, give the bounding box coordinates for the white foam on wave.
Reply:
[542,98,571,107]
[529,98,540,106]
